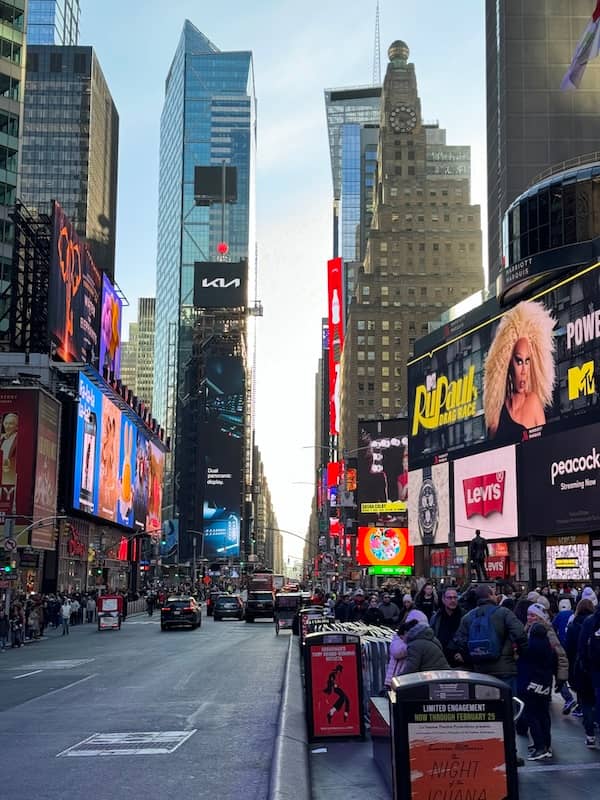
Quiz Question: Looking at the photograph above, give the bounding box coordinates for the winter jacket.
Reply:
[552,609,572,647]
[525,618,568,682]
[521,626,556,701]
[415,594,437,621]
[378,600,400,626]
[577,607,600,689]
[403,623,450,673]
[430,606,464,663]
[0,613,8,637]
[453,599,527,678]
[565,609,594,698]
[384,634,408,687]
[364,604,385,626]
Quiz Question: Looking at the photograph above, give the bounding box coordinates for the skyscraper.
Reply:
[154,21,256,555]
[120,297,156,408]
[27,0,80,45]
[20,46,119,276]
[486,0,600,287]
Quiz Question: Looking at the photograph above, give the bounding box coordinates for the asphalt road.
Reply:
[0,610,288,800]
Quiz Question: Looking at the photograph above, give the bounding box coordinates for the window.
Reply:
[357,366,365,376]
[381,286,389,297]
[362,286,370,297]
[394,321,402,330]
[382,351,390,361]
[420,287,427,297]
[74,53,88,74]
[382,335,389,345]
[367,351,375,361]
[367,366,375,376]
[433,243,439,251]
[357,335,365,345]
[368,382,375,392]
[382,398,390,408]
[382,382,390,393]
[382,320,390,330]
[358,382,365,392]
[381,367,390,377]
[50,53,63,73]
[357,320,366,330]
[367,320,376,330]
[357,351,365,361]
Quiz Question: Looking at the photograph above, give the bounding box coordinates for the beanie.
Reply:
[527,603,548,622]
[405,609,428,625]
[402,594,413,603]
[582,587,598,607]
[558,598,572,612]
[526,591,540,603]
[537,595,550,612]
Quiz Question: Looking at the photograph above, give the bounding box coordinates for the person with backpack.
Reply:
[576,598,600,747]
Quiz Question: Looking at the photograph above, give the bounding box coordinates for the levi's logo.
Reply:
[568,361,595,400]
[463,472,505,518]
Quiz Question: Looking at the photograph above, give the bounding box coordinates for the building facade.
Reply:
[20,45,119,276]
[120,297,155,408]
[486,0,600,287]
[27,0,79,45]
[339,41,484,454]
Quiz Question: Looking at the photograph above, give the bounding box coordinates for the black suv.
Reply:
[245,591,274,623]
[213,594,244,621]
[160,597,202,631]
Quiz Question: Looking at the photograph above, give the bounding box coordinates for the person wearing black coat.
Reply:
[430,586,464,663]
[521,623,557,760]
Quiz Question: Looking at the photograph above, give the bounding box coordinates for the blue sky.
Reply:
[80,0,486,560]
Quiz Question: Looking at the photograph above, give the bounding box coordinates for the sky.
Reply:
[79,0,486,562]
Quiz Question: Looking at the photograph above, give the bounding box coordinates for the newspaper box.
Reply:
[97,594,123,631]
[389,670,518,800]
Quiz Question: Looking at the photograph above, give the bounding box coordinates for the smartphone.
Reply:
[80,410,97,510]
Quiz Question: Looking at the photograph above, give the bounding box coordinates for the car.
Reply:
[213,594,244,621]
[161,596,202,630]
[245,590,274,623]
[206,590,223,617]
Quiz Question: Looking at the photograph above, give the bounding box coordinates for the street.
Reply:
[0,610,288,800]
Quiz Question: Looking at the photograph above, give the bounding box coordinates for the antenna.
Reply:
[373,0,381,85]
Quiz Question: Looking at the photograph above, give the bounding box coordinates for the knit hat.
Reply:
[405,609,428,625]
[527,603,548,622]
[537,595,550,612]
[558,599,572,612]
[526,591,540,603]
[402,594,413,603]
[581,587,598,607]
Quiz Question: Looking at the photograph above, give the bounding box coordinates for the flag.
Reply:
[561,0,600,90]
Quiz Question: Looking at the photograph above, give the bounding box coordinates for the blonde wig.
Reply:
[483,300,556,434]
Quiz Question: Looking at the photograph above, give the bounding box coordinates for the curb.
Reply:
[269,635,311,800]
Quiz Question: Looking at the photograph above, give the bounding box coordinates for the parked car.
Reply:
[161,596,202,631]
[245,591,275,623]
[213,594,244,621]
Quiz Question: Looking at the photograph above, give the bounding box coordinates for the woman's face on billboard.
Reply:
[510,337,531,394]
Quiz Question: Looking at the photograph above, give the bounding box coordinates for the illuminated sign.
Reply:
[327,258,344,435]
[356,419,408,527]
[567,361,595,400]
[357,527,414,567]
[360,501,406,513]
[99,274,122,379]
[411,366,478,436]
[555,558,578,569]
[368,565,413,576]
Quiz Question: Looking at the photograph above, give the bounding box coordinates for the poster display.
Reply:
[546,536,590,581]
[453,445,518,542]
[31,392,61,548]
[0,390,38,525]
[356,527,414,567]
[327,257,344,435]
[99,273,122,378]
[309,643,361,738]
[408,462,450,546]
[356,418,408,526]
[193,259,247,308]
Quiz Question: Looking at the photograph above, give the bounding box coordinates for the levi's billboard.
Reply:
[453,445,518,542]
[408,260,600,470]
[193,260,247,308]
[519,423,600,536]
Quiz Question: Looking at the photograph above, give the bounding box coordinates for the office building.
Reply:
[338,41,484,453]
[486,0,600,287]
[120,322,137,394]
[20,45,119,276]
[154,21,256,556]
[120,297,155,408]
[27,0,79,45]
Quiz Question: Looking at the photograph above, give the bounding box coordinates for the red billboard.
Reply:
[0,389,37,524]
[357,526,414,567]
[327,258,344,435]
[310,643,361,738]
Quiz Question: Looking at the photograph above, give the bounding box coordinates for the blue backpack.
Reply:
[467,605,502,661]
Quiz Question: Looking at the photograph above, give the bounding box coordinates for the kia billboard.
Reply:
[99,273,122,378]
[48,202,102,365]
[327,257,344,435]
[193,259,247,308]
[356,419,408,526]
[520,422,600,536]
[408,462,450,546]
[408,260,600,469]
[453,445,518,542]
[201,356,244,560]
[357,526,414,567]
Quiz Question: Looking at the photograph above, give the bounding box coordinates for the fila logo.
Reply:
[201,277,241,289]
[568,361,595,400]
[463,471,505,518]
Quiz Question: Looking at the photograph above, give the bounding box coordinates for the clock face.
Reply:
[389,104,417,133]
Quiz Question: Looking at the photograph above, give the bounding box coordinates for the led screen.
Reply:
[546,543,590,582]
[356,418,408,526]
[99,273,122,378]
[357,526,414,567]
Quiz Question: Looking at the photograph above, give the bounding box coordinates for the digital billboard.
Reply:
[408,260,600,469]
[48,202,101,365]
[73,373,164,531]
[193,260,247,308]
[0,389,38,525]
[31,392,61,549]
[327,258,344,435]
[160,519,179,559]
[408,462,450,546]
[453,445,518,542]
[201,356,244,560]
[520,422,600,536]
[99,273,122,378]
[546,536,590,582]
[356,419,408,526]
[356,526,414,567]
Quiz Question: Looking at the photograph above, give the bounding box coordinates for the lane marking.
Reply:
[13,670,42,680]
[21,673,97,706]
[57,730,197,757]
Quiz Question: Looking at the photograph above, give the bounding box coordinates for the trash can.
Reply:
[304,631,365,742]
[390,670,519,800]
[298,606,326,649]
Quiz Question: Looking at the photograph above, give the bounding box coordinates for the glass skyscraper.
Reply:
[154,21,256,542]
[27,0,80,45]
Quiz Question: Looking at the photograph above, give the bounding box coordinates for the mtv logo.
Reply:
[568,360,595,400]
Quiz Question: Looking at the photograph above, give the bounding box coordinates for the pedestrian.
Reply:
[86,595,96,624]
[402,609,450,673]
[0,608,9,651]
[565,598,595,726]
[348,589,369,623]
[383,619,411,690]
[364,595,385,626]
[414,582,438,621]
[146,592,155,616]
[378,592,400,627]
[552,598,573,647]
[525,603,571,713]
[430,586,464,663]
[576,595,600,747]
[334,592,352,622]
[70,597,80,626]
[60,598,72,635]
[522,622,557,760]
[399,593,414,624]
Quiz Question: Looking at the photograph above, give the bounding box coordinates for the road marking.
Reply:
[9,659,95,671]
[522,762,600,773]
[57,730,197,757]
[13,670,43,680]
[20,673,97,707]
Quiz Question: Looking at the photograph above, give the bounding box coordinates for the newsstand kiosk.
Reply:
[390,670,519,800]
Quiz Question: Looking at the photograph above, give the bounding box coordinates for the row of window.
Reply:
[0,109,18,137]
[357,397,403,409]
[356,366,403,377]
[0,74,19,101]
[0,1,24,30]
[378,240,476,252]
[0,35,21,64]
[358,381,402,393]
[357,351,404,361]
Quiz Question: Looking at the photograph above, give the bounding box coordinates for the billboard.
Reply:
[0,390,38,525]
[99,274,122,378]
[453,445,518,542]
[408,462,450,546]
[193,260,247,308]
[201,356,244,560]
[408,261,600,469]
[356,526,414,567]
[160,519,179,558]
[356,419,408,526]
[73,373,164,531]
[48,202,102,364]
[327,258,344,435]
[520,422,600,536]
[546,536,590,582]
[31,392,61,548]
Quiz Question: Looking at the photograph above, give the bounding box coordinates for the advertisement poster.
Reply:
[546,537,590,582]
[453,445,518,542]
[408,462,450,546]
[48,202,101,365]
[357,527,414,567]
[406,702,507,800]
[193,259,247,309]
[99,274,122,378]
[116,417,136,528]
[146,441,164,533]
[327,257,344,435]
[201,356,244,559]
[160,519,179,558]
[31,392,61,549]
[520,423,600,536]
[408,260,600,469]
[357,419,408,526]
[310,643,361,738]
[98,394,120,521]
[0,389,38,524]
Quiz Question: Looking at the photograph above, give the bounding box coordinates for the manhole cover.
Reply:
[57,730,197,757]
[10,659,94,671]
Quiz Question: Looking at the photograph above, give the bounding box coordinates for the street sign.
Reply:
[3,538,17,551]
[3,518,15,539]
